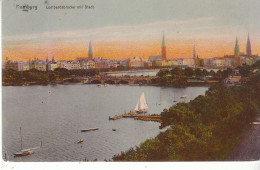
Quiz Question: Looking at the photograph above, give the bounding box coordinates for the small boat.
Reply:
[173,94,179,102]
[112,129,116,131]
[81,128,99,132]
[180,95,187,99]
[77,139,84,143]
[134,92,149,114]
[14,150,34,157]
[98,84,108,88]
[13,127,41,157]
[129,84,140,86]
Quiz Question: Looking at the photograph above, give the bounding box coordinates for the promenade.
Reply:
[227,111,260,161]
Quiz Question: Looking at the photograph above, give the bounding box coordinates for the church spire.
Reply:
[161,32,166,60]
[161,32,165,48]
[193,45,196,59]
[246,33,252,56]
[88,41,93,59]
[234,37,240,57]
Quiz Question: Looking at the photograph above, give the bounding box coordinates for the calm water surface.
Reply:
[2,84,208,161]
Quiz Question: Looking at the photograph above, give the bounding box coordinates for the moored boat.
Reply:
[14,150,34,157]
[134,92,149,114]
[77,139,84,143]
[81,128,99,132]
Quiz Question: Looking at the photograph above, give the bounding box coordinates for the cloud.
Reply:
[3,17,219,44]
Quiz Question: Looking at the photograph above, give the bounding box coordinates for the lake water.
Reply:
[2,84,208,161]
[106,69,159,77]
[105,68,220,77]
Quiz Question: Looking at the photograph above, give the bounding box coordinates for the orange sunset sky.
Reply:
[2,0,260,61]
[2,33,260,62]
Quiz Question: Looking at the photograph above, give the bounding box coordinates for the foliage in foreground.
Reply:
[113,68,260,161]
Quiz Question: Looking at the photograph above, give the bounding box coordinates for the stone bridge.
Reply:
[79,76,158,84]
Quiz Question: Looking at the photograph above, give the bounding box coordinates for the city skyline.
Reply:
[2,0,260,61]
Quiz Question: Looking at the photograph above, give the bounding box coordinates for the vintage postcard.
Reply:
[1,0,260,168]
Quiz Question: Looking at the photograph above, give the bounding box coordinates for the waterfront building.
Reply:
[182,58,195,67]
[171,59,183,66]
[152,58,162,67]
[5,61,26,71]
[144,61,153,67]
[48,63,58,71]
[57,60,69,69]
[95,58,110,69]
[78,60,87,69]
[88,41,93,60]
[119,59,128,67]
[211,57,225,68]
[149,55,162,62]
[67,60,81,70]
[108,60,120,68]
[31,60,47,71]
[240,55,260,66]
[199,58,212,68]
[162,32,166,61]
[162,60,173,67]
[128,57,145,68]
[46,55,57,71]
[224,55,241,68]
[86,60,96,69]
[246,33,252,56]
[23,62,30,71]
[234,37,240,57]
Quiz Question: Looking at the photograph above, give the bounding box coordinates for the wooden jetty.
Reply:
[109,114,126,120]
[109,113,161,122]
[81,128,99,132]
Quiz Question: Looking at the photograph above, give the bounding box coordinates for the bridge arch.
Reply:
[91,79,102,84]
[104,80,116,84]
[118,80,129,84]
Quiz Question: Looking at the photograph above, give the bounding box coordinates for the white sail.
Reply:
[134,92,149,113]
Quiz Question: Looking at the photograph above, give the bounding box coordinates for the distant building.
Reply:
[46,55,58,71]
[171,59,183,66]
[31,60,47,71]
[182,58,195,67]
[23,62,30,71]
[119,60,128,67]
[211,57,225,67]
[57,60,69,69]
[240,55,259,65]
[86,60,96,69]
[128,57,144,68]
[95,58,110,69]
[67,60,81,70]
[152,59,162,67]
[149,55,162,62]
[224,55,241,68]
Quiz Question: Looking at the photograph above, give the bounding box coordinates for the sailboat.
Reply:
[13,127,41,157]
[134,92,149,114]
[173,94,179,102]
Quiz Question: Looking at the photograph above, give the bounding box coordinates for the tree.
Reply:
[157,68,170,78]
[171,67,183,77]
[195,68,203,77]
[184,67,194,77]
